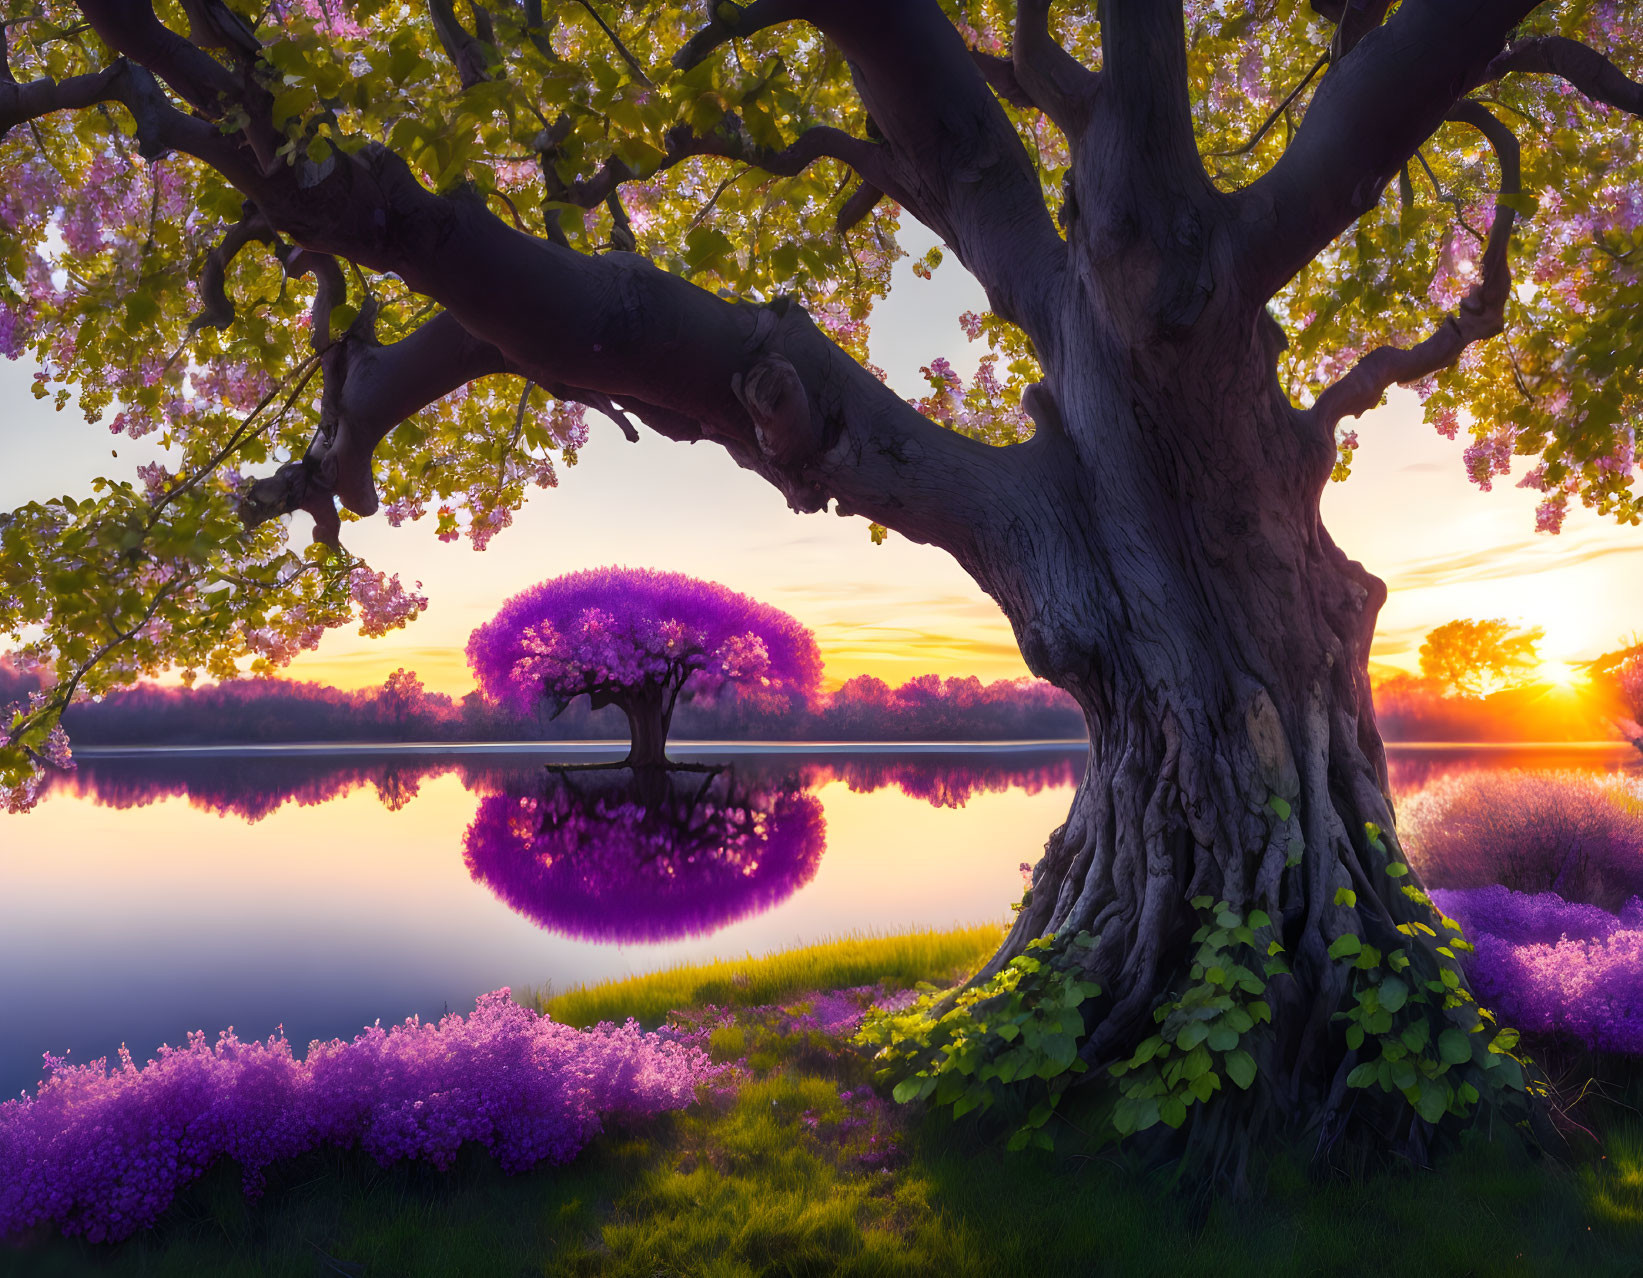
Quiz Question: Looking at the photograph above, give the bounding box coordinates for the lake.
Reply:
[2,740,1636,1100]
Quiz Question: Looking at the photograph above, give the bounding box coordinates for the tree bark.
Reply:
[952,265,1492,1164]
[617,682,674,770]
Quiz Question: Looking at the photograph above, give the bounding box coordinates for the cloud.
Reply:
[1384,532,1643,592]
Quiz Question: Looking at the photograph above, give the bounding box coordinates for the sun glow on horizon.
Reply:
[1535,659,1586,692]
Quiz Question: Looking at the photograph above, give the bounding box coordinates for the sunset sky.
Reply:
[3,222,1639,696]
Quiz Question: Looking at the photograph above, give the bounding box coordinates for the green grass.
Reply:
[530,921,1007,1028]
[7,923,1643,1277]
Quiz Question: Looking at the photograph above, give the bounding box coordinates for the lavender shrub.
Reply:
[0,991,723,1244]
[1435,887,1643,1054]
[1431,885,1643,947]
[1401,770,1643,910]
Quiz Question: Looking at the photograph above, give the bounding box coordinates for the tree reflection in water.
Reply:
[463,767,826,941]
[49,751,1087,820]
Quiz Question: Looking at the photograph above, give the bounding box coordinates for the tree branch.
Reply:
[971,3,1100,134]
[1093,0,1197,177]
[191,204,278,332]
[676,0,1067,342]
[238,308,512,537]
[429,0,493,89]
[1308,101,1519,430]
[553,118,894,213]
[66,0,1017,558]
[1309,0,1392,64]
[1234,0,1540,303]
[671,0,807,74]
[1483,35,1643,117]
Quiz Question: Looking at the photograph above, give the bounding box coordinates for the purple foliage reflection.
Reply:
[48,750,1086,819]
[463,768,826,942]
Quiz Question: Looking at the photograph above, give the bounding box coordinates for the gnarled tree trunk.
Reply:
[954,274,1480,1164]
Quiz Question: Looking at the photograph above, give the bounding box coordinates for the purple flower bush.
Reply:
[1434,887,1643,1054]
[463,771,825,942]
[1431,886,1643,947]
[1400,769,1643,910]
[467,568,823,765]
[0,991,723,1244]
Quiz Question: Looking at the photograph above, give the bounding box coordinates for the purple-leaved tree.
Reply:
[466,567,822,767]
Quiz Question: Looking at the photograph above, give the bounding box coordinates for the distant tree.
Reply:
[1418,619,1544,698]
[467,568,821,767]
[372,667,427,729]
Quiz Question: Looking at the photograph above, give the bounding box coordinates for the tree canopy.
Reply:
[468,565,820,705]
[0,0,1639,809]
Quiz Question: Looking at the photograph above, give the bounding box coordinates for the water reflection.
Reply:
[48,753,466,821]
[49,750,1086,818]
[464,767,825,942]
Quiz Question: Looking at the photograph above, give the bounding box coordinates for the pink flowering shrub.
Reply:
[1400,770,1643,910]
[0,992,723,1244]
[1435,888,1643,1055]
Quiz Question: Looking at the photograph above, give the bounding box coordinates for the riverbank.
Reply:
[6,924,1643,1277]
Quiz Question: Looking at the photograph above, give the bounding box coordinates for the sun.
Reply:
[1537,659,1585,690]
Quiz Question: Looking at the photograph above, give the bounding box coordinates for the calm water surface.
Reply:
[1,741,1635,1099]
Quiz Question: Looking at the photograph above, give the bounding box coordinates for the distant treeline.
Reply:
[2,658,1627,746]
[0,661,1087,744]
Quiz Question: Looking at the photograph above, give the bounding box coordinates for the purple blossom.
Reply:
[0,992,724,1244]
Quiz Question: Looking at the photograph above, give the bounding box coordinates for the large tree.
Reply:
[1,0,1640,1161]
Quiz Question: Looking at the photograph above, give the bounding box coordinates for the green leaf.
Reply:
[1328,934,1362,960]
[1378,976,1408,1013]
[1346,1062,1379,1089]
[1267,794,1292,821]
[1225,1049,1257,1090]
[891,1078,922,1104]
[1438,1028,1472,1065]
[1415,1080,1450,1124]
[1334,888,1357,908]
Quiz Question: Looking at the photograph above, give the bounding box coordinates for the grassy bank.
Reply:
[529,922,1007,1028]
[5,924,1643,1277]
